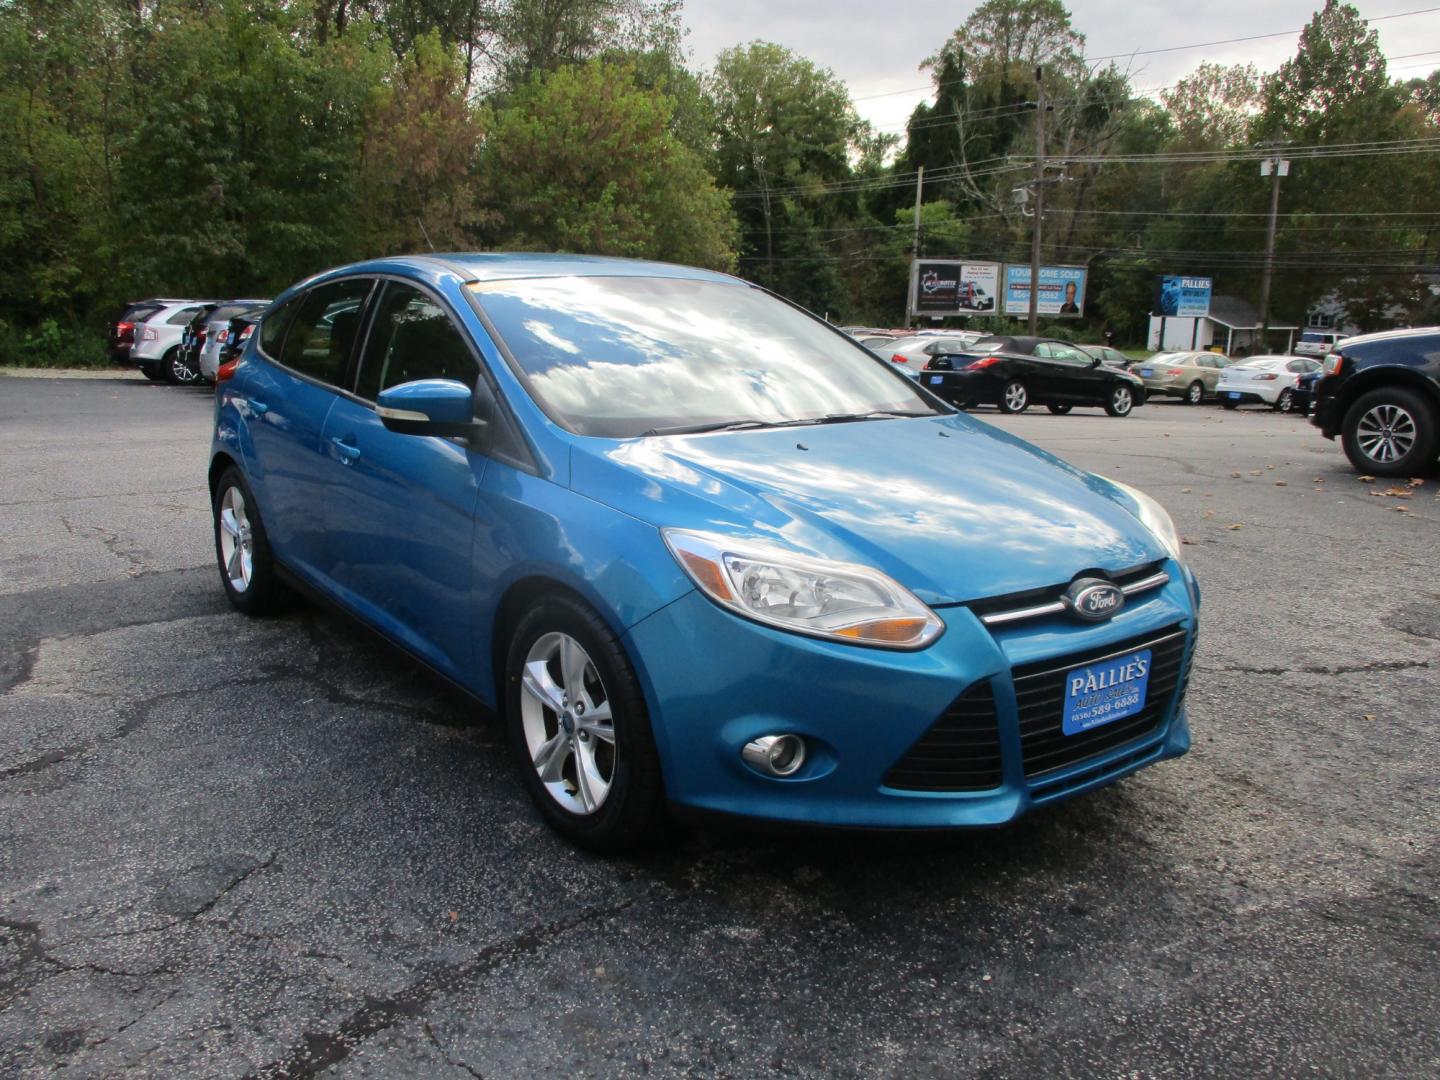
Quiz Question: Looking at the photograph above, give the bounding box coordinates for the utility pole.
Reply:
[1257,151,1288,351]
[1028,68,1045,336]
[907,165,924,325]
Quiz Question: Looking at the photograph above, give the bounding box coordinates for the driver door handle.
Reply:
[330,436,361,464]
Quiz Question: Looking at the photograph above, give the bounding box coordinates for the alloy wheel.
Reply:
[1112,387,1133,415]
[217,486,253,592]
[519,632,616,815]
[1277,388,1295,413]
[1356,403,1417,464]
[1187,382,1203,405]
[1003,382,1027,411]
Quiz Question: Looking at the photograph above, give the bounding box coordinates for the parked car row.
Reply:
[920,335,1147,416]
[109,296,270,384]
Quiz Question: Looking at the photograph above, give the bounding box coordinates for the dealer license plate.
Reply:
[1139,367,1153,376]
[1227,391,1241,399]
[929,375,944,385]
[1061,649,1152,736]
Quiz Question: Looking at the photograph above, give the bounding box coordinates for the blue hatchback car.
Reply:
[210,254,1199,850]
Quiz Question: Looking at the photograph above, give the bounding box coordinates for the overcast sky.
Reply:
[680,1,1440,135]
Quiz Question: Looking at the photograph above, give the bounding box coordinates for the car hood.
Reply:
[570,414,1163,606]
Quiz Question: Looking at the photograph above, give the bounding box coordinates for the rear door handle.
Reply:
[330,436,361,464]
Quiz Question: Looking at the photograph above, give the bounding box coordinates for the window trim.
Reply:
[260,276,380,393]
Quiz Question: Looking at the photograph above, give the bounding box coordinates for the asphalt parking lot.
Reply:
[2,374,1437,1078]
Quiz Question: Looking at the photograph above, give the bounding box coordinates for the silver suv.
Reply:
[129,300,213,381]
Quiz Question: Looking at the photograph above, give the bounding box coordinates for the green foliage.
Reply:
[0,319,108,368]
[479,60,736,269]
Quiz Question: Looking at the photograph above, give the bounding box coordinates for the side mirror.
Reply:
[377,379,489,439]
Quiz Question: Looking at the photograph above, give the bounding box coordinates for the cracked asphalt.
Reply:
[1,375,1437,1078]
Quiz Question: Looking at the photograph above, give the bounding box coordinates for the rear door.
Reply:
[243,277,375,582]
[319,280,489,683]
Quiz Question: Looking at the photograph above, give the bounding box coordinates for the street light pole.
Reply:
[1028,67,1045,336]
[1257,153,1288,351]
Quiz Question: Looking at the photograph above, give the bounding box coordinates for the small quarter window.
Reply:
[355,283,475,401]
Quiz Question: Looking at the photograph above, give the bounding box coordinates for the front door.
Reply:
[320,281,487,685]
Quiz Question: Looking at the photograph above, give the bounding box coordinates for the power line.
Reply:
[851,5,1440,105]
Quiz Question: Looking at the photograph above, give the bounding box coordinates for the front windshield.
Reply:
[468,276,941,438]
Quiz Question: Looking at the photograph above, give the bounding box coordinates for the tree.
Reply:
[1160,63,1261,149]
[708,42,861,313]
[478,60,736,269]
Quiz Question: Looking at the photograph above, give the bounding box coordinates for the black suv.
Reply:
[1312,328,1440,475]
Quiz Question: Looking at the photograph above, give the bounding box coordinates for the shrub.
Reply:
[0,319,109,368]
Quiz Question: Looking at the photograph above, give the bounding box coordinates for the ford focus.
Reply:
[209,255,1199,850]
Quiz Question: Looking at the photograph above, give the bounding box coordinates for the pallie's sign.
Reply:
[1154,275,1213,318]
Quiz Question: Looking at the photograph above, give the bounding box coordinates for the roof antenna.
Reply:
[415,216,436,252]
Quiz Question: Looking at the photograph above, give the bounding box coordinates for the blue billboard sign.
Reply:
[1003,265,1087,318]
[1155,275,1213,318]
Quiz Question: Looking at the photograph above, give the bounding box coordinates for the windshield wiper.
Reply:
[809,410,937,424]
[642,419,790,437]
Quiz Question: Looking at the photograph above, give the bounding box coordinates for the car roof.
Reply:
[376,253,741,285]
[1334,326,1437,349]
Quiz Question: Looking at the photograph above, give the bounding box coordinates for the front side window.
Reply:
[278,278,373,386]
[468,277,940,438]
[355,283,475,401]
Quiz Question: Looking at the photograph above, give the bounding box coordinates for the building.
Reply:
[1147,295,1298,355]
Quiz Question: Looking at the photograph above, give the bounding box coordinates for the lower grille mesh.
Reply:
[883,680,1003,792]
[1015,625,1188,779]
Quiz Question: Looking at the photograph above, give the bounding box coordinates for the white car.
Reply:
[883,333,983,379]
[197,300,270,381]
[1216,355,1322,412]
[129,299,212,382]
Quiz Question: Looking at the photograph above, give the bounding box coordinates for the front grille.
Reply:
[1014,625,1189,779]
[967,562,1166,626]
[884,679,1003,792]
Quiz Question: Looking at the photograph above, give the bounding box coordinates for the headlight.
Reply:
[663,530,944,650]
[1109,481,1183,563]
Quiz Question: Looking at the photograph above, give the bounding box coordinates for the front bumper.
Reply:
[625,565,1198,829]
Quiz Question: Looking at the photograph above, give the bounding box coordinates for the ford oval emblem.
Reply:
[1064,578,1124,622]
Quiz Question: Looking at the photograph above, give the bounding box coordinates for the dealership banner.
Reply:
[910,260,1000,317]
[1002,265,1087,318]
[1154,275,1213,318]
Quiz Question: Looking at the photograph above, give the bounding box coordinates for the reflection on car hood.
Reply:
[570,414,1162,605]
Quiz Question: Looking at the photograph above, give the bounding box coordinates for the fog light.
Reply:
[741,734,806,777]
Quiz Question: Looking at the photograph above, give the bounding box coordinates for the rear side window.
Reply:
[278,279,373,386]
[259,297,298,358]
[166,306,203,325]
[355,282,475,401]
[211,303,259,323]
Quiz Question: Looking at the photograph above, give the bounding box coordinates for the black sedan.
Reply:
[920,336,1147,417]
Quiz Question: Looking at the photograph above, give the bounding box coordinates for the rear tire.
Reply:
[140,364,164,382]
[505,594,667,852]
[998,380,1028,414]
[164,346,200,385]
[1185,381,1204,405]
[1047,404,1072,415]
[212,467,293,615]
[1275,388,1295,413]
[1341,387,1438,477]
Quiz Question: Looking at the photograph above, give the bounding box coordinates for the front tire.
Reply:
[505,595,666,852]
[1105,385,1135,417]
[212,467,293,615]
[999,380,1029,414]
[1185,381,1204,405]
[1221,399,1239,410]
[1341,387,1438,477]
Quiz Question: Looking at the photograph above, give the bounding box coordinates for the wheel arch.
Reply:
[208,452,240,499]
[1336,368,1440,424]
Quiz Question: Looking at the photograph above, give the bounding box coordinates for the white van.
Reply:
[1294,329,1348,358]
